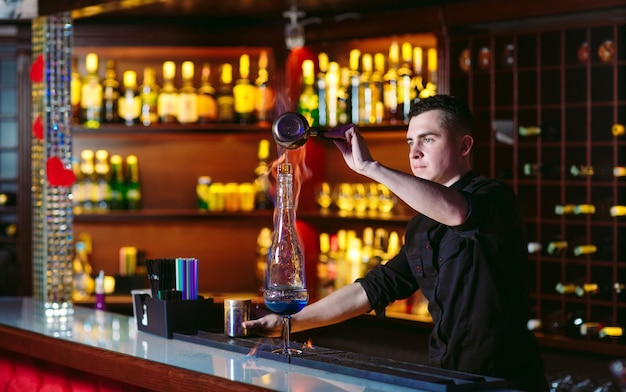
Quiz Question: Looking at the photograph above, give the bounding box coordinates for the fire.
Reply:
[302,338,314,350]
[247,344,259,356]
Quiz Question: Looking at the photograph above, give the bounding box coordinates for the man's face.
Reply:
[406,110,468,186]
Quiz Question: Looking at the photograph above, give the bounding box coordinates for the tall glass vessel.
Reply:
[264,162,308,355]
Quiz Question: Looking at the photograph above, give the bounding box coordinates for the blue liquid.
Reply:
[265,298,307,315]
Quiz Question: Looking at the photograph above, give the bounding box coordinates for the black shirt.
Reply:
[357,171,547,389]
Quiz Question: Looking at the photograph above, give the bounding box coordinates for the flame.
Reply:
[302,338,314,350]
[247,344,259,356]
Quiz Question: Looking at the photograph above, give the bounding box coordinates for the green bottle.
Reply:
[108,154,126,210]
[124,155,141,210]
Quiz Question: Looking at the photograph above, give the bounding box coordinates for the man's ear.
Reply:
[460,135,474,157]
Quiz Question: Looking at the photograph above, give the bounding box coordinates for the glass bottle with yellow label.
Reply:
[80,53,103,128]
[217,63,235,123]
[157,61,178,124]
[102,59,120,124]
[197,63,217,123]
[233,54,255,124]
[297,59,319,127]
[255,51,274,125]
[140,67,159,126]
[177,61,198,124]
[118,70,141,126]
[125,155,141,210]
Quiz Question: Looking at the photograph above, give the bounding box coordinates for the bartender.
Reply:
[244,95,549,391]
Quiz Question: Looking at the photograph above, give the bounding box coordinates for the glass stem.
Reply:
[282,315,291,354]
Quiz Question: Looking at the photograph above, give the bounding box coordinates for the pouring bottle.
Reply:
[272,112,341,150]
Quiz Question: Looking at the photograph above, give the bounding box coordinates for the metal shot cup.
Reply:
[224,299,251,337]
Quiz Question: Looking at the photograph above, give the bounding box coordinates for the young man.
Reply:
[244,95,548,391]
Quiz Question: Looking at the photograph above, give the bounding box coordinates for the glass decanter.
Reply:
[264,162,309,355]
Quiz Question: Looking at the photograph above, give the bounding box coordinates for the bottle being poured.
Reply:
[263,162,309,355]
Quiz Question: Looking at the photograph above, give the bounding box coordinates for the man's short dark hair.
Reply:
[409,95,474,136]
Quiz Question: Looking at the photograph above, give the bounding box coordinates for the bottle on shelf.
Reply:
[610,205,626,217]
[348,49,361,124]
[233,54,255,124]
[420,47,438,98]
[216,63,235,123]
[297,59,319,127]
[71,56,81,125]
[253,139,272,211]
[371,53,385,124]
[139,67,159,126]
[523,162,561,179]
[546,240,568,256]
[124,155,141,210]
[80,53,103,128]
[0,223,17,239]
[383,41,400,123]
[79,149,96,213]
[118,70,141,126]
[358,53,374,124]
[108,154,125,210]
[554,204,575,215]
[337,66,350,125]
[317,232,334,298]
[518,123,560,140]
[0,192,16,207]
[177,61,199,124]
[72,241,94,300]
[254,51,274,125]
[325,61,340,127]
[197,63,217,123]
[316,52,328,127]
[157,61,178,124]
[397,42,413,123]
[412,46,424,96]
[102,59,120,124]
[93,149,111,213]
[555,282,576,294]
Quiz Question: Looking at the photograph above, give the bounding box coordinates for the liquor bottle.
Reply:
[71,157,84,214]
[412,46,424,94]
[118,70,141,126]
[348,49,361,124]
[555,282,576,294]
[254,51,274,125]
[79,149,96,213]
[523,162,561,179]
[554,204,575,215]
[254,227,272,289]
[297,59,319,127]
[216,63,235,123]
[422,47,439,98]
[371,53,385,124]
[518,122,560,140]
[93,149,111,212]
[124,155,141,210]
[253,139,272,210]
[108,154,125,210]
[358,53,374,124]
[0,192,16,206]
[614,166,626,177]
[177,61,199,124]
[157,61,178,124]
[71,56,82,125]
[337,66,350,125]
[72,241,93,300]
[611,205,626,217]
[384,41,400,123]
[139,67,159,126]
[316,52,329,127]
[0,223,17,239]
[325,61,339,127]
[361,227,376,273]
[397,42,413,123]
[317,232,333,298]
[102,59,120,123]
[233,54,255,124]
[80,53,103,128]
[197,63,217,123]
[334,229,348,290]
[546,240,568,256]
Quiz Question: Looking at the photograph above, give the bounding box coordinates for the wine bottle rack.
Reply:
[449,17,625,353]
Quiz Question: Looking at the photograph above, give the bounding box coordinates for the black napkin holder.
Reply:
[134,294,215,338]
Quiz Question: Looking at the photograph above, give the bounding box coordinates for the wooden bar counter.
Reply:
[0,297,513,392]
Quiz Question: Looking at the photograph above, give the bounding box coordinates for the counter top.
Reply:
[0,297,509,391]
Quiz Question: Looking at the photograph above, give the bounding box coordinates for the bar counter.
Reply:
[0,297,512,391]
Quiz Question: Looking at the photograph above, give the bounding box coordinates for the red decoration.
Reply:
[46,157,75,187]
[30,55,44,83]
[32,116,43,140]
